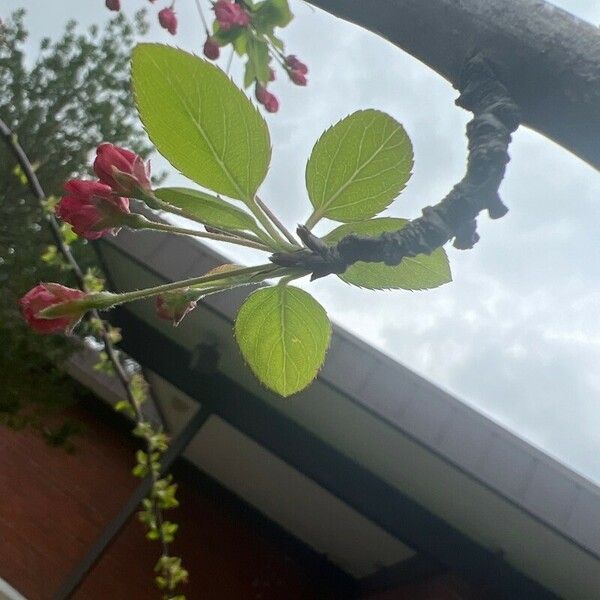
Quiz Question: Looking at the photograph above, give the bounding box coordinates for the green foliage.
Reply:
[245,35,270,86]
[252,0,294,33]
[324,219,452,290]
[132,44,271,202]
[156,187,260,234]
[235,285,332,396]
[0,9,152,443]
[124,43,453,397]
[305,110,413,226]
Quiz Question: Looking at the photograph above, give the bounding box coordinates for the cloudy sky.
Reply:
[8,0,600,482]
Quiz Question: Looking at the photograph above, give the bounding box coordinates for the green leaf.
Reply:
[246,35,270,84]
[233,30,249,55]
[243,59,256,89]
[324,218,452,290]
[156,187,260,233]
[306,110,413,224]
[212,22,245,47]
[235,285,331,396]
[252,0,294,33]
[132,43,271,201]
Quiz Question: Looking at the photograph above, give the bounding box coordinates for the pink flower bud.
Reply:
[268,67,276,82]
[203,37,220,61]
[20,284,87,334]
[57,180,130,240]
[263,93,279,113]
[214,0,250,31]
[105,0,120,11]
[155,291,197,326]
[158,7,178,35]
[254,84,269,105]
[254,84,279,113]
[93,143,151,195]
[285,54,308,75]
[290,70,307,86]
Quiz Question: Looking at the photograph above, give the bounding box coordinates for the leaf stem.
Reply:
[246,197,297,251]
[43,263,287,318]
[304,209,321,231]
[255,196,300,247]
[128,215,271,252]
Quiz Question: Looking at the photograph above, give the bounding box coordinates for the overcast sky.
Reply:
[8,0,600,482]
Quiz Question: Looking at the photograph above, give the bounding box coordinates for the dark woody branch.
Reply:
[271,55,521,280]
[303,0,600,171]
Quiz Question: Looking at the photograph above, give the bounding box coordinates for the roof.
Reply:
[75,227,600,599]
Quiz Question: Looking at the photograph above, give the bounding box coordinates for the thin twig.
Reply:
[0,116,173,562]
[194,0,210,34]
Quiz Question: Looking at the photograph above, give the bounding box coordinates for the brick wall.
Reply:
[0,400,348,600]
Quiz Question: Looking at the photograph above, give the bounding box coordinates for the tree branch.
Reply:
[303,0,600,171]
[271,55,520,279]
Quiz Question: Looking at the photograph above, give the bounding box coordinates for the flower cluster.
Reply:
[105,0,178,36]
[56,144,151,240]
[19,144,153,334]
[202,0,308,113]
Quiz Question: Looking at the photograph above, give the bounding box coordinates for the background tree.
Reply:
[0,9,153,443]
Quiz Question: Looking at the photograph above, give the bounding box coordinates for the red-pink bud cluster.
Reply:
[57,181,130,240]
[20,284,88,334]
[94,143,152,195]
[56,144,150,240]
[285,54,308,86]
[105,0,121,10]
[214,0,250,31]
[255,84,279,114]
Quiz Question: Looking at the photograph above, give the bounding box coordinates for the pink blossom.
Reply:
[105,0,121,11]
[93,143,151,195]
[214,0,250,31]
[20,284,87,334]
[56,180,130,240]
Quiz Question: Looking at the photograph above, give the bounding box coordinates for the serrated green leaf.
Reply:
[246,35,270,84]
[306,110,413,225]
[156,187,260,233]
[233,30,249,55]
[235,286,331,396]
[132,44,271,201]
[252,0,293,33]
[324,218,451,290]
[244,59,256,89]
